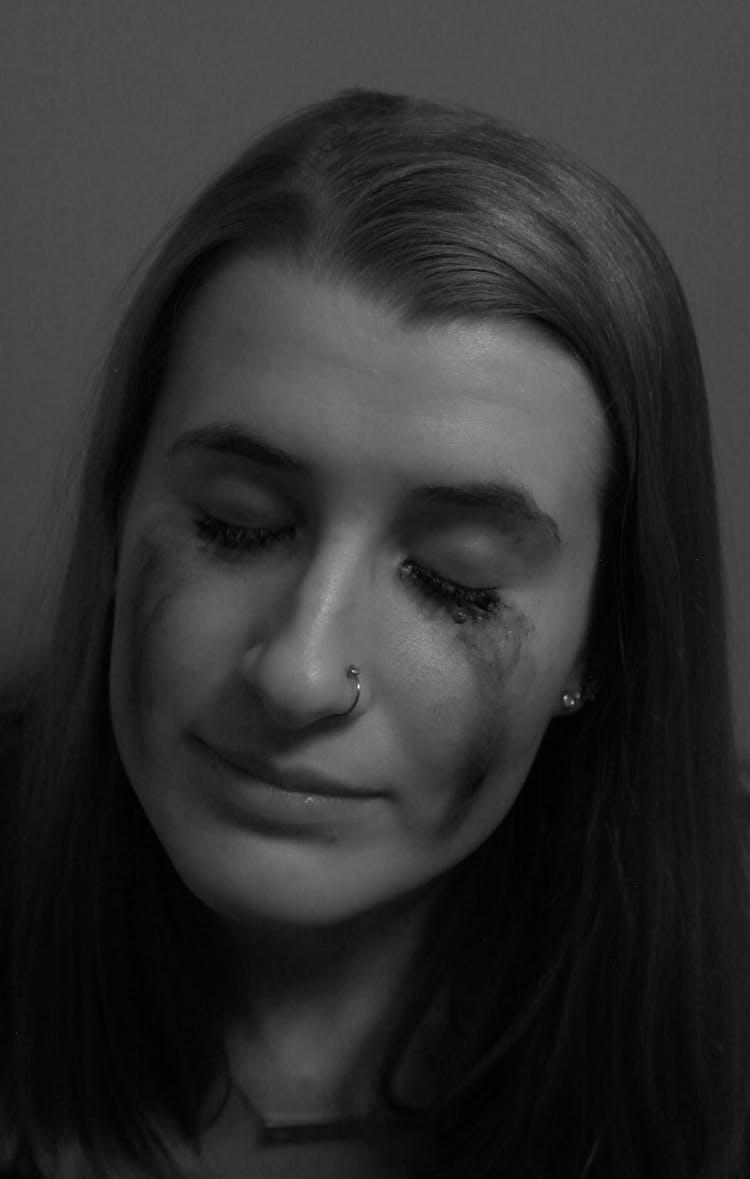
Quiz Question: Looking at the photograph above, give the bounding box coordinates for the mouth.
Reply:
[195,738,384,802]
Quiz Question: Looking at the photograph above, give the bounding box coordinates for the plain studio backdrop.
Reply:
[1,0,748,753]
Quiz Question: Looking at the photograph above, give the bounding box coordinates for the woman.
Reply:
[1,89,748,1179]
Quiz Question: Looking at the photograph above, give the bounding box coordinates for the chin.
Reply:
[160,828,424,930]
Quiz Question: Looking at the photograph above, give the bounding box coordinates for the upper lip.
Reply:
[198,739,382,800]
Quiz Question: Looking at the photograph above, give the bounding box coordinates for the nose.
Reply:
[239,546,367,729]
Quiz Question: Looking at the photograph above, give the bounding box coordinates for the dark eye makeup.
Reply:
[195,514,294,553]
[193,514,504,626]
[398,560,502,624]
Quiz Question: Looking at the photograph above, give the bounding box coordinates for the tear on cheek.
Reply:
[456,605,532,690]
[435,610,536,834]
[116,534,189,734]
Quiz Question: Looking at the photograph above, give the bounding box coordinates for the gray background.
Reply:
[1,0,748,748]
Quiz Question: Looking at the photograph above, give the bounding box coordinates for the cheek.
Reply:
[391,608,548,833]
[449,619,546,802]
[110,533,234,752]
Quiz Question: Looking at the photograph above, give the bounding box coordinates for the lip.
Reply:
[195,738,384,802]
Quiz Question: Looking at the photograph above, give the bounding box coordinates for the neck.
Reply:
[220,889,443,1123]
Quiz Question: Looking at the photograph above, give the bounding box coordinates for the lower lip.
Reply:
[194,741,385,833]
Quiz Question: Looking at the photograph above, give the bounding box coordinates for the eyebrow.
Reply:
[409,483,561,545]
[168,423,307,474]
[168,422,561,545]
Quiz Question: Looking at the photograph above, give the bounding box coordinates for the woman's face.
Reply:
[109,258,608,927]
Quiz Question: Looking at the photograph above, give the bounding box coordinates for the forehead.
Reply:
[153,257,609,515]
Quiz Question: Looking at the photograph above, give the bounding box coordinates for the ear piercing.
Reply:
[560,677,598,714]
[560,689,584,712]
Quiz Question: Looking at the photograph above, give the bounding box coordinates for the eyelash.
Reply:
[398,561,502,624]
[195,514,295,553]
[194,515,503,625]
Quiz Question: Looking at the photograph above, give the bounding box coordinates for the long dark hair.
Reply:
[2,90,748,1178]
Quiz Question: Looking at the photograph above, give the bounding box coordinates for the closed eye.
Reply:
[193,515,504,626]
[400,559,503,624]
[194,514,295,555]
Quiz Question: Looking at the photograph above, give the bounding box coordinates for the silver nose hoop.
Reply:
[344,665,361,715]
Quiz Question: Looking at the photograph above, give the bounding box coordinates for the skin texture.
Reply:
[109,257,608,936]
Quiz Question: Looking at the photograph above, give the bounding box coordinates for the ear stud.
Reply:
[560,676,599,714]
[561,689,584,712]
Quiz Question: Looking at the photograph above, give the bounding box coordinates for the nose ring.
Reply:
[343,665,361,715]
